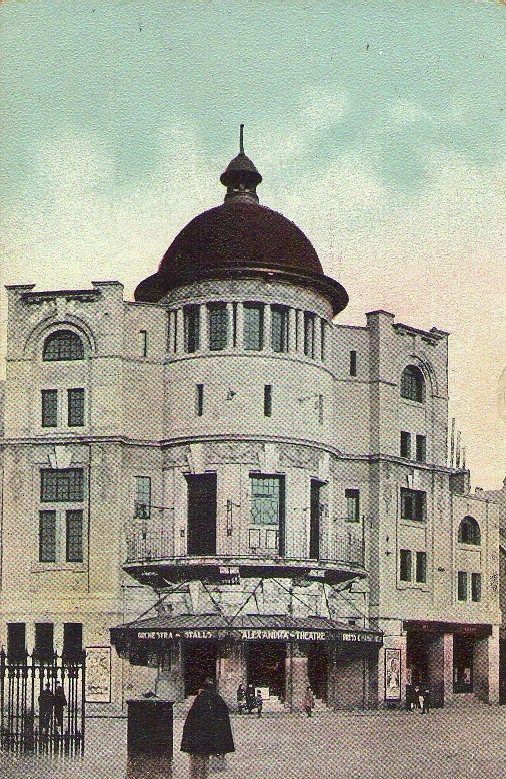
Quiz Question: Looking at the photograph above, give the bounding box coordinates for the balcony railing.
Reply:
[125,519,365,570]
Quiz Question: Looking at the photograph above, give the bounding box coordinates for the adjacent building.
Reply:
[0,139,501,712]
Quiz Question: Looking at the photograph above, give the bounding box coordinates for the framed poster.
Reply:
[384,648,401,701]
[85,646,112,703]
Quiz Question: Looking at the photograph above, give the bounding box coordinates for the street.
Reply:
[1,700,505,779]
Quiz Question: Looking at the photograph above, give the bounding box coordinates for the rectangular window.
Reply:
[41,468,84,502]
[350,351,357,376]
[34,623,54,660]
[7,623,26,660]
[63,622,83,659]
[320,320,326,361]
[67,388,85,427]
[39,510,57,562]
[318,394,324,425]
[345,489,360,522]
[41,389,58,428]
[271,305,289,352]
[139,330,148,357]
[415,551,427,583]
[400,549,412,582]
[232,302,238,347]
[471,572,481,602]
[196,384,204,416]
[303,312,315,358]
[264,385,272,417]
[250,476,283,526]
[66,509,83,562]
[400,431,412,458]
[416,435,427,463]
[243,304,264,351]
[184,306,200,353]
[458,571,468,601]
[400,488,426,522]
[208,304,228,351]
[186,473,217,556]
[135,476,151,518]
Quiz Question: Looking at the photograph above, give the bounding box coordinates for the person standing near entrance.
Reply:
[303,686,314,717]
[181,678,235,779]
[236,683,247,714]
[245,682,256,714]
[38,683,54,735]
[54,684,67,732]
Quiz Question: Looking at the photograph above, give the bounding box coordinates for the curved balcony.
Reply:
[124,519,366,587]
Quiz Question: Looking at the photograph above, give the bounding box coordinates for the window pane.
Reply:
[135,476,151,517]
[416,551,427,583]
[39,510,56,562]
[264,385,272,417]
[471,573,481,602]
[41,469,84,502]
[271,306,288,352]
[400,431,411,458]
[41,390,58,427]
[35,623,54,659]
[184,306,200,353]
[345,489,360,521]
[304,313,315,357]
[416,435,426,462]
[458,571,468,601]
[7,623,26,659]
[43,330,84,361]
[400,549,412,581]
[320,320,326,361]
[66,510,83,562]
[350,351,357,376]
[244,304,263,350]
[196,384,204,416]
[63,623,83,658]
[208,305,228,351]
[401,488,425,521]
[68,388,85,427]
[400,366,425,402]
[251,477,281,525]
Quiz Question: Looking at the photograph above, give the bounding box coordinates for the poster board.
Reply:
[384,648,401,701]
[85,646,112,703]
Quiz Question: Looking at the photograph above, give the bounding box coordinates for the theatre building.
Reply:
[0,135,501,712]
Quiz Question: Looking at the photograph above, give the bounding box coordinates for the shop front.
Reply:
[404,620,494,706]
[111,614,382,711]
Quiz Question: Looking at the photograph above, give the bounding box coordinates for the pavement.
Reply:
[1,698,505,779]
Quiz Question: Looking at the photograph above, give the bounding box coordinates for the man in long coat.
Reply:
[181,678,235,778]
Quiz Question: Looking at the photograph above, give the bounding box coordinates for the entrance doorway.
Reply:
[406,631,429,686]
[308,643,328,702]
[453,635,473,693]
[310,480,324,559]
[247,642,286,699]
[186,473,217,555]
[183,641,217,696]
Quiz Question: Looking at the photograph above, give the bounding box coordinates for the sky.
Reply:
[1,0,504,488]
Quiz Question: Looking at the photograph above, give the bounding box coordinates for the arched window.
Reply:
[458,516,481,545]
[400,365,425,402]
[43,330,84,361]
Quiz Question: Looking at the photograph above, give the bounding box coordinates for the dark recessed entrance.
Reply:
[184,641,217,696]
[247,641,286,699]
[406,630,429,686]
[453,635,473,693]
[308,643,328,702]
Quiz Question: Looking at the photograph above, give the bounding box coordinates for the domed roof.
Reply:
[135,129,348,314]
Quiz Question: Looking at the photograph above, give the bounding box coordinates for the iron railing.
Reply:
[0,650,85,754]
[125,519,365,568]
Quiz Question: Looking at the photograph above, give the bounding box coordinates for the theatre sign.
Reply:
[135,627,382,643]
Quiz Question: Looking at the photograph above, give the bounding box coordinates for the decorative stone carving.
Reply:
[279,445,320,470]
[204,441,261,465]
[163,445,191,468]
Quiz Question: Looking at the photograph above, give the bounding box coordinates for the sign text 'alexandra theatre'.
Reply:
[135,628,382,644]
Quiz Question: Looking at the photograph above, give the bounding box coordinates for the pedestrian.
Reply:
[255,688,263,718]
[181,678,235,779]
[420,684,430,714]
[303,686,314,717]
[38,683,54,735]
[236,683,247,714]
[54,684,67,732]
[245,682,256,714]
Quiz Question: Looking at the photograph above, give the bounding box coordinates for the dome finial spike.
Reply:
[239,123,244,155]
